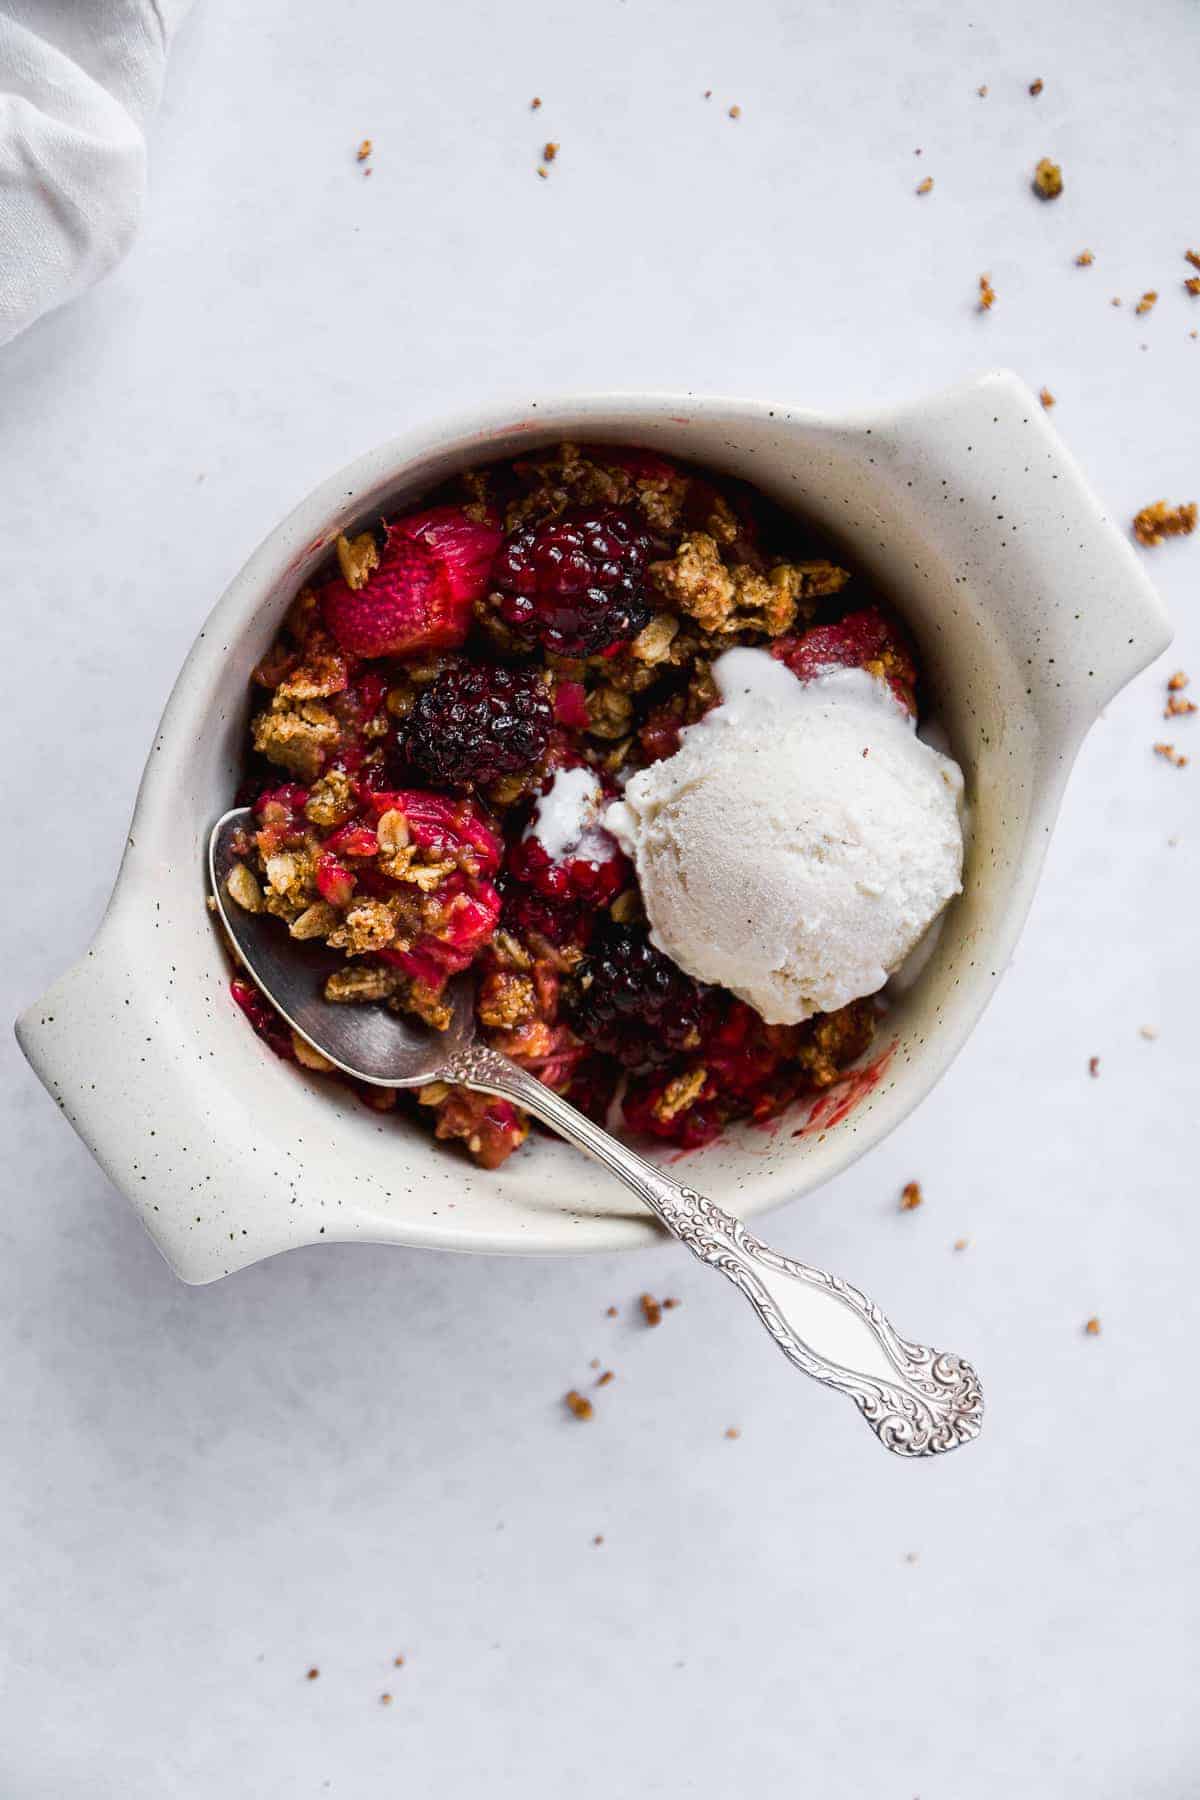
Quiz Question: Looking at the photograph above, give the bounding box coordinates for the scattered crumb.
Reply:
[588,1357,600,1369]
[728,104,741,119]
[1075,249,1094,266]
[915,176,933,196]
[530,97,542,110]
[355,138,372,163]
[565,1389,594,1420]
[393,1656,405,1667]
[596,1370,615,1387]
[536,166,548,180]
[1088,1056,1100,1077]
[1133,500,1197,546]
[904,1551,920,1564]
[1029,77,1044,95]
[1134,291,1158,316]
[380,1693,393,1706]
[978,273,996,312]
[900,1180,923,1211]
[953,1237,970,1252]
[662,1297,681,1311]
[977,84,989,97]
[1192,331,1198,340]
[592,1533,605,1545]
[1033,157,1063,199]
[724,1427,741,1440]
[1139,1024,1159,1040]
[1185,249,1200,270]
[1111,297,1122,307]
[703,89,712,99]
[1168,671,1190,690]
[1186,278,1200,298]
[1165,693,1197,718]
[640,1293,663,1327]
[543,141,559,163]
[1084,1316,1101,1336]
[605,1305,618,1318]
[306,1668,320,1681]
[1039,387,1055,409]
[1153,743,1188,768]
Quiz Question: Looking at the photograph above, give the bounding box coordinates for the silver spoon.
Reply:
[210,807,982,1457]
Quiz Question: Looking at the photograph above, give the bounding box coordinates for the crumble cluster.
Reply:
[223,443,913,1168]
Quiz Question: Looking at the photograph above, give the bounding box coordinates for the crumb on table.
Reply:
[1033,157,1063,199]
[596,1370,614,1387]
[1185,249,1200,270]
[953,1237,970,1252]
[916,176,933,196]
[1134,291,1158,316]
[728,104,741,119]
[1185,278,1200,297]
[1139,1024,1160,1040]
[565,1389,594,1420]
[306,1668,320,1681]
[900,1180,923,1211]
[1088,1056,1100,1077]
[1029,77,1044,95]
[724,1426,741,1440]
[530,96,542,110]
[1153,743,1189,768]
[605,1305,618,1318]
[977,84,989,97]
[978,273,996,311]
[640,1293,663,1327]
[1133,500,1197,546]
[1039,387,1055,409]
[1084,1316,1101,1336]
[1075,249,1094,266]
[355,139,372,163]
[543,141,559,162]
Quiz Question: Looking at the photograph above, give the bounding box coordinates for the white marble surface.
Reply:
[2,1,1197,1793]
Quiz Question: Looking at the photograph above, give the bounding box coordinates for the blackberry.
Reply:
[402,664,552,788]
[565,923,713,1067]
[491,506,654,655]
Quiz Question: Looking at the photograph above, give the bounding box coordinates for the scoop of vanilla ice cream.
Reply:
[605,648,964,1024]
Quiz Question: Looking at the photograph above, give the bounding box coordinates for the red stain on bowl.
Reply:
[793,1039,896,1138]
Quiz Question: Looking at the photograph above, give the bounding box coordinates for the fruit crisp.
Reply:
[222,444,919,1169]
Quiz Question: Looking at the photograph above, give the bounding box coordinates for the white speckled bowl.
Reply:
[16,372,1170,1283]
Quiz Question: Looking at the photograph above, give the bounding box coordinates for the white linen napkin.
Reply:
[0,0,192,348]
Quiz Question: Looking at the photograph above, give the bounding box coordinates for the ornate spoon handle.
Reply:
[441,1044,983,1458]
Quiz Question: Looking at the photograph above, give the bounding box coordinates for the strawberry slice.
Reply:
[321,508,501,658]
[770,604,918,713]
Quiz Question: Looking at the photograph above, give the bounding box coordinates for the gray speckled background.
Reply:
[1,1,1196,1794]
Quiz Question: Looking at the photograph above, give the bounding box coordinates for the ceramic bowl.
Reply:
[16,371,1171,1283]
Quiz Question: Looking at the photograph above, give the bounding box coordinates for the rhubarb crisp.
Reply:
[221,443,922,1169]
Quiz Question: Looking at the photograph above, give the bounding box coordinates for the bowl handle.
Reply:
[838,369,1173,737]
